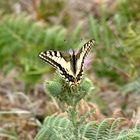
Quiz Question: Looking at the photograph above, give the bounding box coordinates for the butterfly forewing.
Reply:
[75,39,95,78]
[39,50,72,78]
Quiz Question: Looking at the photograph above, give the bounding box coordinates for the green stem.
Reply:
[67,105,80,139]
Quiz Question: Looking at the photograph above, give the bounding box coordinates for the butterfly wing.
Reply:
[39,50,73,79]
[75,39,95,81]
[39,39,95,86]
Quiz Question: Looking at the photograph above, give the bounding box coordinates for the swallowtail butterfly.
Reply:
[39,39,95,86]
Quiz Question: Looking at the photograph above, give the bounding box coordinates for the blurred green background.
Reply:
[0,0,140,116]
[0,0,140,139]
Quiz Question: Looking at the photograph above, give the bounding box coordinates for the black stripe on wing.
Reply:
[72,53,77,75]
[39,52,58,68]
[76,39,95,82]
[39,52,75,83]
[80,39,95,60]
[39,51,65,70]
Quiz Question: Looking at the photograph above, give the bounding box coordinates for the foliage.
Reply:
[35,74,140,140]
[0,14,59,90]
[88,14,127,85]
[37,0,64,20]
[0,128,19,140]
[119,24,140,95]
[0,0,18,14]
[88,0,140,90]
[35,74,95,140]
[117,128,140,140]
[86,0,140,115]
[0,0,66,23]
[116,0,140,22]
[0,14,83,91]
[35,115,140,140]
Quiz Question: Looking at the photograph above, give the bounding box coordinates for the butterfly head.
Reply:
[73,79,78,86]
[68,77,79,87]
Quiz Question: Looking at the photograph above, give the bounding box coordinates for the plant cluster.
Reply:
[35,75,140,140]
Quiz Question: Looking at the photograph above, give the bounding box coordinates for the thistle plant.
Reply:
[44,74,94,139]
[45,74,93,107]
[34,72,94,140]
[35,39,97,140]
[35,74,140,140]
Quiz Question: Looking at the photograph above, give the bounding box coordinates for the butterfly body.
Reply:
[39,39,95,86]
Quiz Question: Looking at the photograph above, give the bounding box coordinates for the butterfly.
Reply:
[39,39,95,86]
